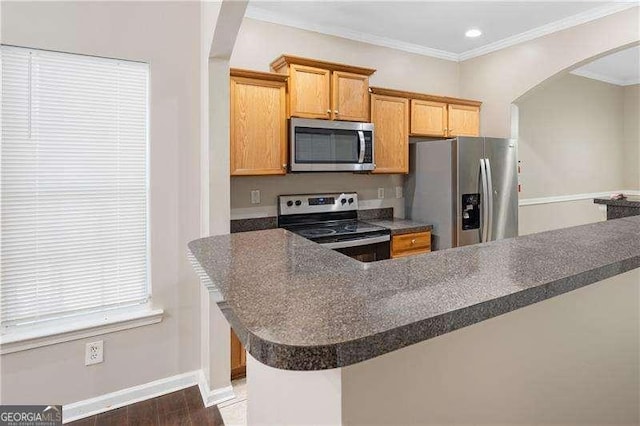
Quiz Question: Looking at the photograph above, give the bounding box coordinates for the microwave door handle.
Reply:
[357,130,365,163]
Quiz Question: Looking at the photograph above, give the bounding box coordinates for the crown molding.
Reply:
[458,3,639,61]
[570,68,640,86]
[246,3,639,64]
[244,4,459,62]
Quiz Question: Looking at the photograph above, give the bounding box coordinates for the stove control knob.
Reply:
[286,201,293,207]
[341,198,347,205]
[348,198,354,204]
[295,200,302,206]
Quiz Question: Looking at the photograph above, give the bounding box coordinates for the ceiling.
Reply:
[245,1,638,61]
[571,45,640,86]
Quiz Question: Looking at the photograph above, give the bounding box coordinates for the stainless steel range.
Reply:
[278,192,390,262]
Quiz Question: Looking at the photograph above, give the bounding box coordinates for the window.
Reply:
[1,46,150,330]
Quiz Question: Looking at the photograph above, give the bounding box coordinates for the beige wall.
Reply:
[231,174,405,218]
[519,199,606,235]
[459,7,640,137]
[518,74,626,199]
[0,1,204,404]
[516,74,639,235]
[229,18,460,218]
[623,84,640,189]
[343,269,640,425]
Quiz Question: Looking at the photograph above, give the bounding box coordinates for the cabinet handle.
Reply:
[411,239,416,245]
[282,164,287,170]
[326,109,331,115]
[334,110,339,115]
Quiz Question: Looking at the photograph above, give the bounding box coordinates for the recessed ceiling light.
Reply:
[465,29,482,38]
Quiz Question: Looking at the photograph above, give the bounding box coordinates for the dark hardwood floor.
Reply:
[67,385,224,425]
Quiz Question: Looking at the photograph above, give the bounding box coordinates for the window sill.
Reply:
[0,306,164,355]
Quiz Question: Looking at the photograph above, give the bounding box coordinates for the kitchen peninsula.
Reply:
[189,217,640,425]
[594,196,640,219]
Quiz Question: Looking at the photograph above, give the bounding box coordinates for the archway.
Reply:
[512,42,640,234]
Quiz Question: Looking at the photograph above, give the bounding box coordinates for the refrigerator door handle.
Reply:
[485,157,494,241]
[479,158,489,243]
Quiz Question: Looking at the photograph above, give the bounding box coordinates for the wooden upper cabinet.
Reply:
[448,104,480,137]
[411,99,448,137]
[332,71,370,121]
[289,64,331,119]
[371,94,409,174]
[230,69,288,176]
[271,55,375,122]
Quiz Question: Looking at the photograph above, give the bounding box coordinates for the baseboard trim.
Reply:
[197,370,235,407]
[63,369,235,423]
[519,190,640,206]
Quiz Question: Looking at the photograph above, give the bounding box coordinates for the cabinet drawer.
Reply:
[391,231,431,258]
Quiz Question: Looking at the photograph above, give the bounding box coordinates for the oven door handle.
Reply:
[320,234,390,250]
[357,130,365,164]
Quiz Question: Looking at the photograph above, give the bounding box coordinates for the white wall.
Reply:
[0,1,204,404]
[229,18,460,219]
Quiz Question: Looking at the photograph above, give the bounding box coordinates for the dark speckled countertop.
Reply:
[364,219,432,235]
[188,216,640,371]
[594,196,640,208]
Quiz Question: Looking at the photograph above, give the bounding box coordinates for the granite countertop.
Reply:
[364,218,432,235]
[594,196,640,208]
[188,216,640,371]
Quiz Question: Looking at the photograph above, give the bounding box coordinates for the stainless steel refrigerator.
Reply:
[404,137,518,250]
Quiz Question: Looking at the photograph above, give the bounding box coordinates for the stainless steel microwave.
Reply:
[289,118,375,172]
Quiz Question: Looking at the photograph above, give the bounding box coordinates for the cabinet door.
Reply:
[410,100,448,136]
[289,64,331,119]
[448,104,480,137]
[230,76,287,176]
[332,71,369,121]
[371,94,409,174]
[230,329,246,380]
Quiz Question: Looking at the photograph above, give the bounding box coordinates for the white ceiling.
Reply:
[571,45,640,86]
[246,1,638,61]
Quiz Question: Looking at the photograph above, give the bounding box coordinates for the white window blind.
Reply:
[1,46,149,329]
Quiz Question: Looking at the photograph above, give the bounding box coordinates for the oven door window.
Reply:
[295,128,359,163]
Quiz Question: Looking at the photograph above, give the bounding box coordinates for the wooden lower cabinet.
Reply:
[391,231,432,258]
[371,94,409,174]
[230,329,246,380]
[448,104,480,137]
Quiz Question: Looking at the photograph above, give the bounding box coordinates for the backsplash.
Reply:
[230,208,394,233]
[230,173,405,219]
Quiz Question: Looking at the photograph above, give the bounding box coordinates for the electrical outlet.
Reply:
[85,340,104,366]
[377,188,384,199]
[250,190,260,204]
[395,186,403,199]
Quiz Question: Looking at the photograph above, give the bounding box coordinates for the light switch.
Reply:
[395,186,403,199]
[251,190,260,204]
[378,188,384,199]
